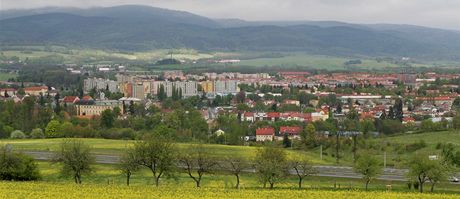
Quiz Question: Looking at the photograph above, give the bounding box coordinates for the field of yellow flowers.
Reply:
[1,182,459,199]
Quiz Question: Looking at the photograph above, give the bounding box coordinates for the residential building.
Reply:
[76,100,122,117]
[278,126,302,140]
[84,78,119,93]
[256,127,275,142]
[24,86,48,96]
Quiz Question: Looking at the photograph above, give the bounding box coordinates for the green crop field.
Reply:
[0,138,336,165]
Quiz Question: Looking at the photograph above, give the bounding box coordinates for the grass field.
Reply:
[239,54,403,70]
[2,47,443,71]
[0,48,216,64]
[378,131,460,149]
[0,72,17,81]
[0,138,336,165]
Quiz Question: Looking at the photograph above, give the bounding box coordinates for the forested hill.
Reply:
[2,5,460,61]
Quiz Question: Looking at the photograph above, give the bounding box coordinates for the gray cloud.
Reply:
[1,0,459,30]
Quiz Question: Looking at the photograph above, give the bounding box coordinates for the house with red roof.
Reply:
[242,112,254,122]
[402,116,416,124]
[0,88,16,97]
[62,96,80,104]
[278,126,302,140]
[24,86,48,96]
[266,112,280,121]
[256,127,275,142]
[81,95,93,101]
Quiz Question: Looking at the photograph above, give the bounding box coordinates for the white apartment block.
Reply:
[214,80,239,94]
[152,81,198,98]
[84,78,119,93]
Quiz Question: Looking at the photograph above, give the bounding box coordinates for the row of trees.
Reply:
[0,139,453,193]
[55,138,319,189]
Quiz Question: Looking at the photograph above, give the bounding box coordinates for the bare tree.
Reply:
[180,144,217,188]
[53,139,94,184]
[118,148,139,186]
[221,156,249,189]
[134,137,176,187]
[290,158,318,189]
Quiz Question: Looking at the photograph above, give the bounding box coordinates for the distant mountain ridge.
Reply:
[1,5,460,61]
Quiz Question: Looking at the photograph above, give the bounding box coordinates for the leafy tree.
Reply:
[407,155,444,193]
[254,146,288,189]
[118,148,140,186]
[0,146,41,181]
[45,120,62,138]
[133,137,176,187]
[282,133,292,148]
[100,109,115,128]
[427,161,450,192]
[180,144,217,187]
[353,154,382,191]
[453,114,460,130]
[360,119,375,138]
[54,92,61,114]
[53,139,94,184]
[290,158,317,189]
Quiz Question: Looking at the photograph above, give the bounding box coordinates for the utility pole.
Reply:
[320,144,323,160]
[384,151,387,168]
[352,134,357,163]
[336,132,340,164]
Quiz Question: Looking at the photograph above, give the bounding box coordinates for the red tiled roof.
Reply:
[0,88,16,91]
[63,96,79,103]
[280,126,302,135]
[244,112,254,117]
[416,96,452,101]
[403,117,415,122]
[82,95,93,101]
[24,86,47,91]
[267,112,280,118]
[256,127,275,136]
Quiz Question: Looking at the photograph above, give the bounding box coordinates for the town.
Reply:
[1,68,459,142]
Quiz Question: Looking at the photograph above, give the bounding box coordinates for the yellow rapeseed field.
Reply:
[0,182,459,199]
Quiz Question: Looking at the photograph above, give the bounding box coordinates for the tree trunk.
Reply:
[365,180,369,191]
[430,182,435,192]
[74,175,78,184]
[126,173,130,186]
[270,182,274,189]
[419,182,424,193]
[155,176,160,187]
[298,177,303,189]
[196,180,201,188]
[235,174,240,189]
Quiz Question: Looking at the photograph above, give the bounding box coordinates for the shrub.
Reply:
[0,146,41,181]
[10,130,26,139]
[405,140,427,152]
[30,128,45,139]
[0,125,14,138]
[100,128,135,140]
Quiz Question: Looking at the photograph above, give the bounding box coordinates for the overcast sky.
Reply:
[1,0,460,30]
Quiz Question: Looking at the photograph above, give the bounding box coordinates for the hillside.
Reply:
[2,5,460,61]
